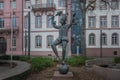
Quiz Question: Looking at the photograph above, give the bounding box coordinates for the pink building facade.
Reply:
[0,0,23,55]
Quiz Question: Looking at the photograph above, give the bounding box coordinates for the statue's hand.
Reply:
[48,16,54,21]
[56,11,63,16]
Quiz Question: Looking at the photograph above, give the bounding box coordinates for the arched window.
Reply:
[112,33,118,45]
[47,35,53,47]
[35,36,42,47]
[89,33,95,45]
[101,33,107,45]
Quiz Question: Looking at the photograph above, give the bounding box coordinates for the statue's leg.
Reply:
[62,41,67,62]
[51,38,61,60]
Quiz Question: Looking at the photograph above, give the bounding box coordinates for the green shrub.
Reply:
[66,56,93,67]
[0,55,30,61]
[29,57,53,72]
[114,57,120,63]
[0,55,20,60]
[0,55,10,60]
[19,56,29,61]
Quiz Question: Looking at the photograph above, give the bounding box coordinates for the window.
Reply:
[25,0,30,8]
[101,33,107,45]
[112,33,118,45]
[111,0,119,9]
[36,0,41,4]
[99,1,107,10]
[11,0,16,9]
[12,37,16,47]
[89,34,95,45]
[11,17,16,28]
[88,16,95,28]
[0,18,4,28]
[112,16,119,27]
[25,16,28,29]
[0,2,4,9]
[35,36,42,47]
[47,15,53,28]
[47,35,53,47]
[100,16,107,27]
[59,0,65,7]
[35,16,42,28]
[48,0,53,7]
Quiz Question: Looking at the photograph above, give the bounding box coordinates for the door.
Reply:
[0,37,6,54]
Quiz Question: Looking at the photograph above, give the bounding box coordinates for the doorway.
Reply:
[0,37,7,54]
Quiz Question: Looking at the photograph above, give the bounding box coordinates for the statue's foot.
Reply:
[54,57,60,62]
[62,61,65,65]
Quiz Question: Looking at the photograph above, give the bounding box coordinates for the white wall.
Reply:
[86,0,120,48]
[23,0,66,52]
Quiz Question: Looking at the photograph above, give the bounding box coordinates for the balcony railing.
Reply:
[32,3,56,12]
[0,26,19,34]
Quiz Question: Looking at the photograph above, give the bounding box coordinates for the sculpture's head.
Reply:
[60,14,67,25]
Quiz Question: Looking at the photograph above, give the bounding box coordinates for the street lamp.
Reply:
[10,0,13,68]
[28,6,31,59]
[65,0,67,14]
[100,29,103,58]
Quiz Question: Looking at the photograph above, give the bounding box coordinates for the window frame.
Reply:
[0,1,4,9]
[101,33,107,45]
[89,33,95,45]
[111,0,119,10]
[112,33,119,45]
[11,0,16,9]
[0,17,4,28]
[35,15,42,28]
[88,16,96,28]
[100,16,107,28]
[47,35,53,48]
[59,0,65,7]
[35,36,42,48]
[47,15,53,28]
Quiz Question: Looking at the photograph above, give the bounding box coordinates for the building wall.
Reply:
[23,0,71,56]
[0,0,23,55]
[86,0,120,57]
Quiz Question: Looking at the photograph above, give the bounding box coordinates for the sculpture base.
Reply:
[52,71,73,80]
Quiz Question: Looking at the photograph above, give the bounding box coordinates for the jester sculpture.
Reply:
[50,11,76,74]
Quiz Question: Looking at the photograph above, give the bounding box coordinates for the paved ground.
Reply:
[0,60,30,80]
[0,66,10,72]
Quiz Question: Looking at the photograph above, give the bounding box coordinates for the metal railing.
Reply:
[32,3,56,9]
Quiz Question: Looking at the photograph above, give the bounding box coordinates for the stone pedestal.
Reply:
[52,71,73,80]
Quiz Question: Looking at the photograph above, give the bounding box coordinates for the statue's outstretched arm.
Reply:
[68,13,77,29]
[51,16,60,29]
[52,21,60,29]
